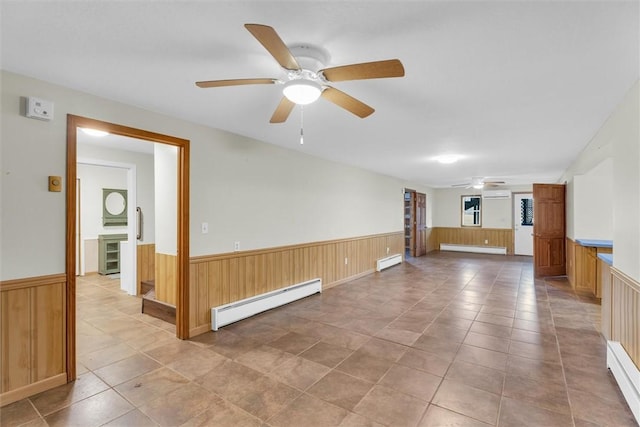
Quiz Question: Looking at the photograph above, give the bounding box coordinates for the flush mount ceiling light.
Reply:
[435,154,461,164]
[282,79,322,105]
[80,127,109,137]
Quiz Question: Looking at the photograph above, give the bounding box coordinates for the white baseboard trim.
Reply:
[607,340,640,424]
[440,243,507,255]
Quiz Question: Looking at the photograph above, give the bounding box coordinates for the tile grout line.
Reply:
[543,275,578,427]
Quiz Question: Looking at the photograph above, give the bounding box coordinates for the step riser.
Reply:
[142,297,176,325]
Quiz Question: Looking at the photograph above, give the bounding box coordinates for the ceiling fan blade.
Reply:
[484,180,506,185]
[452,183,471,188]
[245,24,300,71]
[320,59,405,82]
[270,97,295,123]
[196,78,277,88]
[321,87,374,118]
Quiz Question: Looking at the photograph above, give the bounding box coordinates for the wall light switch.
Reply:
[48,176,62,192]
[201,222,208,234]
[234,241,240,251]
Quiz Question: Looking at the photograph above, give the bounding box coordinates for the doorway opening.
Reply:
[66,115,190,382]
[77,158,138,296]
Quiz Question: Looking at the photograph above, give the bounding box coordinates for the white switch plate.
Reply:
[234,241,240,251]
[26,97,54,121]
[201,222,208,234]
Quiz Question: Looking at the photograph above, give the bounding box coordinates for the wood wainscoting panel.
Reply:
[600,259,613,341]
[155,253,177,306]
[189,232,404,337]
[610,268,640,368]
[31,282,65,382]
[136,244,155,296]
[566,238,576,287]
[0,274,66,406]
[425,228,437,253]
[1,287,30,393]
[431,227,514,255]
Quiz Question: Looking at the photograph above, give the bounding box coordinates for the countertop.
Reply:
[597,253,613,265]
[575,239,613,248]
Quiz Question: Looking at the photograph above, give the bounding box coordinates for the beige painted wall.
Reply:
[432,185,532,229]
[77,142,156,244]
[572,158,614,240]
[154,144,177,255]
[560,80,639,281]
[0,70,431,280]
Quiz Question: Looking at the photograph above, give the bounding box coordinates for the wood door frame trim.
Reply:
[66,115,190,382]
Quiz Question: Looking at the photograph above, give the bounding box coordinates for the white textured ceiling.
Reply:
[1,1,638,187]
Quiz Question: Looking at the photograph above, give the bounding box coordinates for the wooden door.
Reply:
[533,184,566,277]
[415,192,427,257]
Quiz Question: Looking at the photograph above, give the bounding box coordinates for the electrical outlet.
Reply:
[386,247,390,255]
[484,239,488,244]
[344,257,348,265]
[201,222,208,234]
[234,241,240,251]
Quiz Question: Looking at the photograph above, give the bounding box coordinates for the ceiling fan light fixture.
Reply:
[283,79,322,105]
[471,177,485,189]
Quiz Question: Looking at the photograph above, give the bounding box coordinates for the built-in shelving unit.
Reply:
[98,234,127,275]
[404,191,415,254]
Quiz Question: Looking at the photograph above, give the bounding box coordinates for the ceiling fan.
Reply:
[196,24,405,123]
[452,177,506,189]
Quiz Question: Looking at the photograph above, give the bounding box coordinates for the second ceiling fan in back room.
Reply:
[452,177,507,189]
[196,24,405,123]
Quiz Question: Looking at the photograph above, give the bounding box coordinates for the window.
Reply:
[461,195,481,227]
[520,198,534,226]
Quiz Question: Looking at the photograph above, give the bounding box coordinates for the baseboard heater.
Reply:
[607,341,640,424]
[440,243,507,255]
[211,278,322,331]
[376,254,402,271]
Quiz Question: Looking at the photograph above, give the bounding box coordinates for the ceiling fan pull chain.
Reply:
[300,105,304,145]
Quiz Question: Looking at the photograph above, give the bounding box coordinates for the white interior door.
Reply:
[514,193,534,256]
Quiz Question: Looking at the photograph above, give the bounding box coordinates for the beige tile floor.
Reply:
[1,252,637,426]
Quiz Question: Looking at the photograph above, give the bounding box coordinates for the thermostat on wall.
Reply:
[26,96,54,121]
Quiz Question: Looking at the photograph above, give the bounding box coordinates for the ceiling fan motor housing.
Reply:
[289,45,329,73]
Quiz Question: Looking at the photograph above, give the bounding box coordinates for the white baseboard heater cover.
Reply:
[440,243,507,255]
[211,278,322,331]
[608,341,640,424]
[377,254,402,272]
